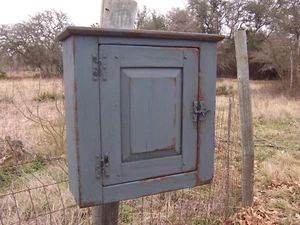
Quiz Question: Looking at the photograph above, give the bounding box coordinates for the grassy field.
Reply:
[0,75,299,224]
[218,79,300,224]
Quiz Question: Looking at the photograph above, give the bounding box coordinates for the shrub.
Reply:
[0,94,14,104]
[0,71,8,80]
[216,84,234,96]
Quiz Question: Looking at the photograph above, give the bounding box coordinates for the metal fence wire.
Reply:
[0,97,241,225]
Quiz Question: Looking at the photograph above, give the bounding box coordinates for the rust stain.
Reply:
[73,80,82,205]
[198,72,204,101]
[139,176,167,184]
[129,77,133,84]
[196,174,213,186]
[130,146,133,154]
[155,137,176,152]
[80,200,101,208]
[173,105,176,127]
[154,144,175,151]
[192,101,197,130]
[171,77,177,85]
[196,70,205,167]
[173,47,184,51]
[190,48,200,59]
[188,164,197,172]
[139,171,180,184]
[74,99,79,145]
[74,80,77,93]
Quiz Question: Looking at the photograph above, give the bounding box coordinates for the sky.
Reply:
[0,0,186,26]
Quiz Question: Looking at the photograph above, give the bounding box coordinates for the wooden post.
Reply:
[234,30,254,207]
[92,1,137,224]
[100,0,138,29]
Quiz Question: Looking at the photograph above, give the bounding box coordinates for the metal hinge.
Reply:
[92,54,99,81]
[193,101,210,122]
[95,154,110,179]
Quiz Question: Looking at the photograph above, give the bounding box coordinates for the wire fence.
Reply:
[0,95,242,225]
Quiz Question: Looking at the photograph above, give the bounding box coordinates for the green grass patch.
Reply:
[0,71,8,80]
[216,84,234,96]
[34,91,63,102]
[0,159,46,191]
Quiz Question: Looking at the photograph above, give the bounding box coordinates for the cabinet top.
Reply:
[57,26,224,42]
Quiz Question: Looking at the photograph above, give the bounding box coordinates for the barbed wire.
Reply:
[0,97,241,225]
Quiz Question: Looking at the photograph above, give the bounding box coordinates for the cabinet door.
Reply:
[99,45,199,186]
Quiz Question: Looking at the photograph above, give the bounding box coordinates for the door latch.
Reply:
[193,101,210,122]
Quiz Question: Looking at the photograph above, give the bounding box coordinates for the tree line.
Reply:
[137,0,300,87]
[0,10,70,77]
[0,1,299,86]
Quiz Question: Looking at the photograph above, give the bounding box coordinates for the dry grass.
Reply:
[0,76,242,224]
[0,159,91,225]
[0,78,65,158]
[1,76,299,224]
[218,79,300,224]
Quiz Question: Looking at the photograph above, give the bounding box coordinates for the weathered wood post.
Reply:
[234,29,254,207]
[92,0,137,224]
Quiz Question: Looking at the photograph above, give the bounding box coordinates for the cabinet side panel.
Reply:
[198,42,217,184]
[73,36,102,207]
[63,37,79,203]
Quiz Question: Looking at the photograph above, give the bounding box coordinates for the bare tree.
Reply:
[0,10,71,77]
[187,0,227,34]
[136,6,167,30]
[250,32,292,80]
[166,8,198,32]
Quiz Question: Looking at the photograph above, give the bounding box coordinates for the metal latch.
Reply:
[95,154,110,179]
[193,101,210,122]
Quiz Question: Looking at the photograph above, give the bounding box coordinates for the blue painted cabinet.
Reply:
[58,27,224,207]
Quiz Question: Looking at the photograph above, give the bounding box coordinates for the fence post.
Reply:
[234,30,254,207]
[92,1,137,224]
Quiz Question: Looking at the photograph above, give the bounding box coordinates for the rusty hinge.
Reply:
[193,101,210,122]
[95,154,110,179]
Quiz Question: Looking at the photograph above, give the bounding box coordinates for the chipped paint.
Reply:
[74,79,82,207]
[191,48,200,58]
[197,71,202,168]
[130,146,133,154]
[171,77,177,85]
[129,77,133,84]
[79,200,102,208]
[196,174,213,186]
[192,101,198,130]
[154,137,176,151]
[139,171,182,184]
[173,104,176,127]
